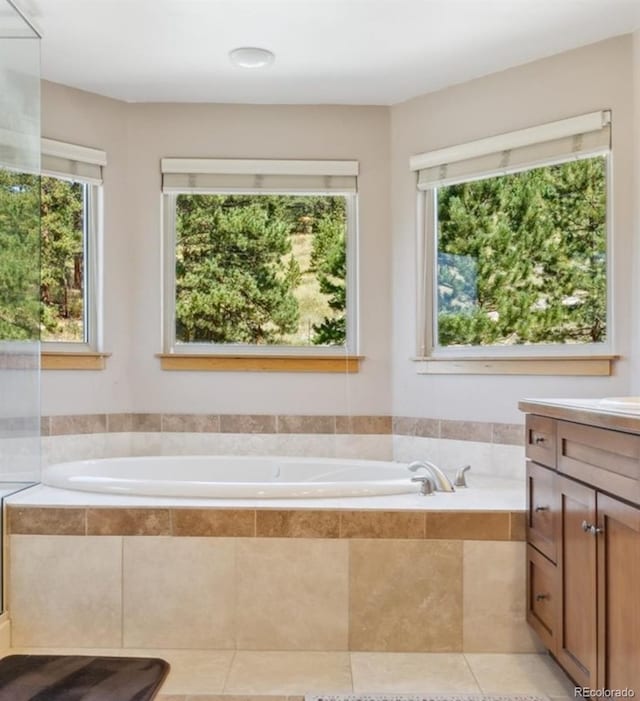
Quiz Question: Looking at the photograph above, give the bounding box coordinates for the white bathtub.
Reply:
[42,456,420,498]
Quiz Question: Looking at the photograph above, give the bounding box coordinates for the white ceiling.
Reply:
[22,0,640,105]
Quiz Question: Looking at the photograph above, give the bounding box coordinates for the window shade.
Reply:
[41,138,106,185]
[161,158,358,194]
[412,110,611,190]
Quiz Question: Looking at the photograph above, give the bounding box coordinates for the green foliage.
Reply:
[40,176,85,341]
[175,194,347,346]
[0,169,40,340]
[311,213,347,345]
[436,156,607,347]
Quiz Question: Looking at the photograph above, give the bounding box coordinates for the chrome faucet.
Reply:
[407,460,455,492]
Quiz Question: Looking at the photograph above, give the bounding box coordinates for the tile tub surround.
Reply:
[5,506,533,652]
[37,413,526,480]
[39,413,522,444]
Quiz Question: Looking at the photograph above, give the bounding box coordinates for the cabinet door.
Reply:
[556,474,597,689]
[527,461,558,562]
[526,544,557,652]
[597,494,640,694]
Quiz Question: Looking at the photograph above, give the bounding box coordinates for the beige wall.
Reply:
[40,85,392,415]
[390,36,636,423]
[41,82,133,414]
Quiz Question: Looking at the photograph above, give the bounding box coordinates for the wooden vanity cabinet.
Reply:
[596,494,640,693]
[523,411,640,694]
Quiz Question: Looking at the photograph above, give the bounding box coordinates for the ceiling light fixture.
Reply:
[229,47,275,69]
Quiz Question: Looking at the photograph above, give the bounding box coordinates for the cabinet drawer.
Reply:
[526,415,556,468]
[527,461,557,562]
[557,421,640,504]
[526,544,557,653]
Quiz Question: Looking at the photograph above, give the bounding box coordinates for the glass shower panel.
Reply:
[0,0,41,611]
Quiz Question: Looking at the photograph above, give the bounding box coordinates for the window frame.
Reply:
[415,135,614,362]
[39,175,103,354]
[161,187,360,357]
[39,138,105,355]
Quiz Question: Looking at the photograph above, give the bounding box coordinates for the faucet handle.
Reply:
[454,465,471,487]
[411,475,436,496]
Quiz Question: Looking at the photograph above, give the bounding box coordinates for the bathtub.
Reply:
[42,455,421,498]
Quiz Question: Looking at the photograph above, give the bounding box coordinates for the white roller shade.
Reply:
[412,110,611,190]
[41,138,106,185]
[161,158,358,194]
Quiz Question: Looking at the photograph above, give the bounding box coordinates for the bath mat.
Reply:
[0,654,169,701]
[306,696,550,701]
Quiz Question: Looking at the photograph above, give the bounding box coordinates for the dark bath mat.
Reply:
[0,654,169,701]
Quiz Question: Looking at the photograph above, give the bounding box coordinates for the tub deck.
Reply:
[6,473,523,510]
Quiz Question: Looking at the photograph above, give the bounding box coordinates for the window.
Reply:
[161,159,359,357]
[40,139,105,352]
[411,110,612,362]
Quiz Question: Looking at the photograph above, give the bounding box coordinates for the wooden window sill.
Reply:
[157,354,362,373]
[41,352,111,371]
[414,355,617,376]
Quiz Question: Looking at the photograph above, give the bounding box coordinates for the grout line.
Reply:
[221,648,237,693]
[462,652,484,693]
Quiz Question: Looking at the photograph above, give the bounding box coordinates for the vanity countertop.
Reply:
[519,397,640,434]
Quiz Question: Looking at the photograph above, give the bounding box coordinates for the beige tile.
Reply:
[0,620,10,650]
[335,416,392,434]
[463,541,540,652]
[256,510,339,538]
[87,508,171,536]
[183,697,289,701]
[107,413,134,432]
[40,416,51,437]
[220,415,276,433]
[415,418,440,438]
[340,511,425,539]
[426,511,510,540]
[350,652,480,693]
[510,511,527,541]
[465,652,575,695]
[492,422,525,446]
[392,416,417,436]
[236,539,349,650]
[162,414,220,432]
[172,509,255,537]
[349,539,463,651]
[50,414,107,435]
[123,537,236,648]
[155,650,235,695]
[132,413,162,432]
[441,419,492,442]
[7,506,86,535]
[224,651,352,694]
[277,415,335,434]
[9,535,122,647]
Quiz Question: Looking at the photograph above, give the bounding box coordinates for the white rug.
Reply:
[306,696,550,701]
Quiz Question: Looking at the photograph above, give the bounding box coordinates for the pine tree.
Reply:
[0,169,40,340]
[436,156,606,347]
[175,194,300,343]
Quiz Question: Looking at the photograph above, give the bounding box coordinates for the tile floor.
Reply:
[1,648,576,699]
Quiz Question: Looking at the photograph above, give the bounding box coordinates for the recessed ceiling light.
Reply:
[229,47,275,69]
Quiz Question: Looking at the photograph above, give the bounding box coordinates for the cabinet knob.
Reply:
[534,435,546,444]
[535,593,550,601]
[534,505,549,512]
[581,520,604,535]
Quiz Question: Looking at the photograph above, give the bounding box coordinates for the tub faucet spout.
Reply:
[407,460,455,492]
